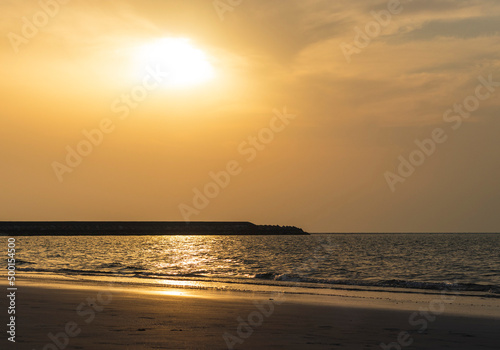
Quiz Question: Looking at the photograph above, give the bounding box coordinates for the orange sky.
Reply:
[1,0,500,232]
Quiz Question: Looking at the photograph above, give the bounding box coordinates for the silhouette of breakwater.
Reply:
[0,221,308,236]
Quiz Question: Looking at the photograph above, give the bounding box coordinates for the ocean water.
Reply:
[7,233,500,297]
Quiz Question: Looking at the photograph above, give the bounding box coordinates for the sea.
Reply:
[7,233,500,298]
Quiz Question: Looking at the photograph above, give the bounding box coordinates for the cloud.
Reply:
[400,16,500,41]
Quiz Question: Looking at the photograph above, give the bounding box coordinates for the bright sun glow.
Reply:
[136,38,215,88]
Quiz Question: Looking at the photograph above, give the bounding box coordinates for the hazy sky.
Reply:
[1,0,499,232]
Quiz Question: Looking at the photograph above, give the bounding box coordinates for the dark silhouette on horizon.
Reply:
[0,221,308,236]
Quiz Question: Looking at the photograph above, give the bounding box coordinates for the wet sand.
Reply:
[4,281,500,349]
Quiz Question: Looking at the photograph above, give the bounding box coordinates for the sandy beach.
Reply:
[3,280,500,350]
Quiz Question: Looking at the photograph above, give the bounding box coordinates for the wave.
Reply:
[14,259,36,265]
[98,262,123,269]
[16,267,500,296]
[253,273,500,294]
[17,266,207,279]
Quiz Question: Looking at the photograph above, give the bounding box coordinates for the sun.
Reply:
[135,38,215,88]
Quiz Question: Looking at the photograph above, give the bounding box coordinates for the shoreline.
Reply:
[4,274,500,317]
[3,280,500,349]
[14,271,500,301]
